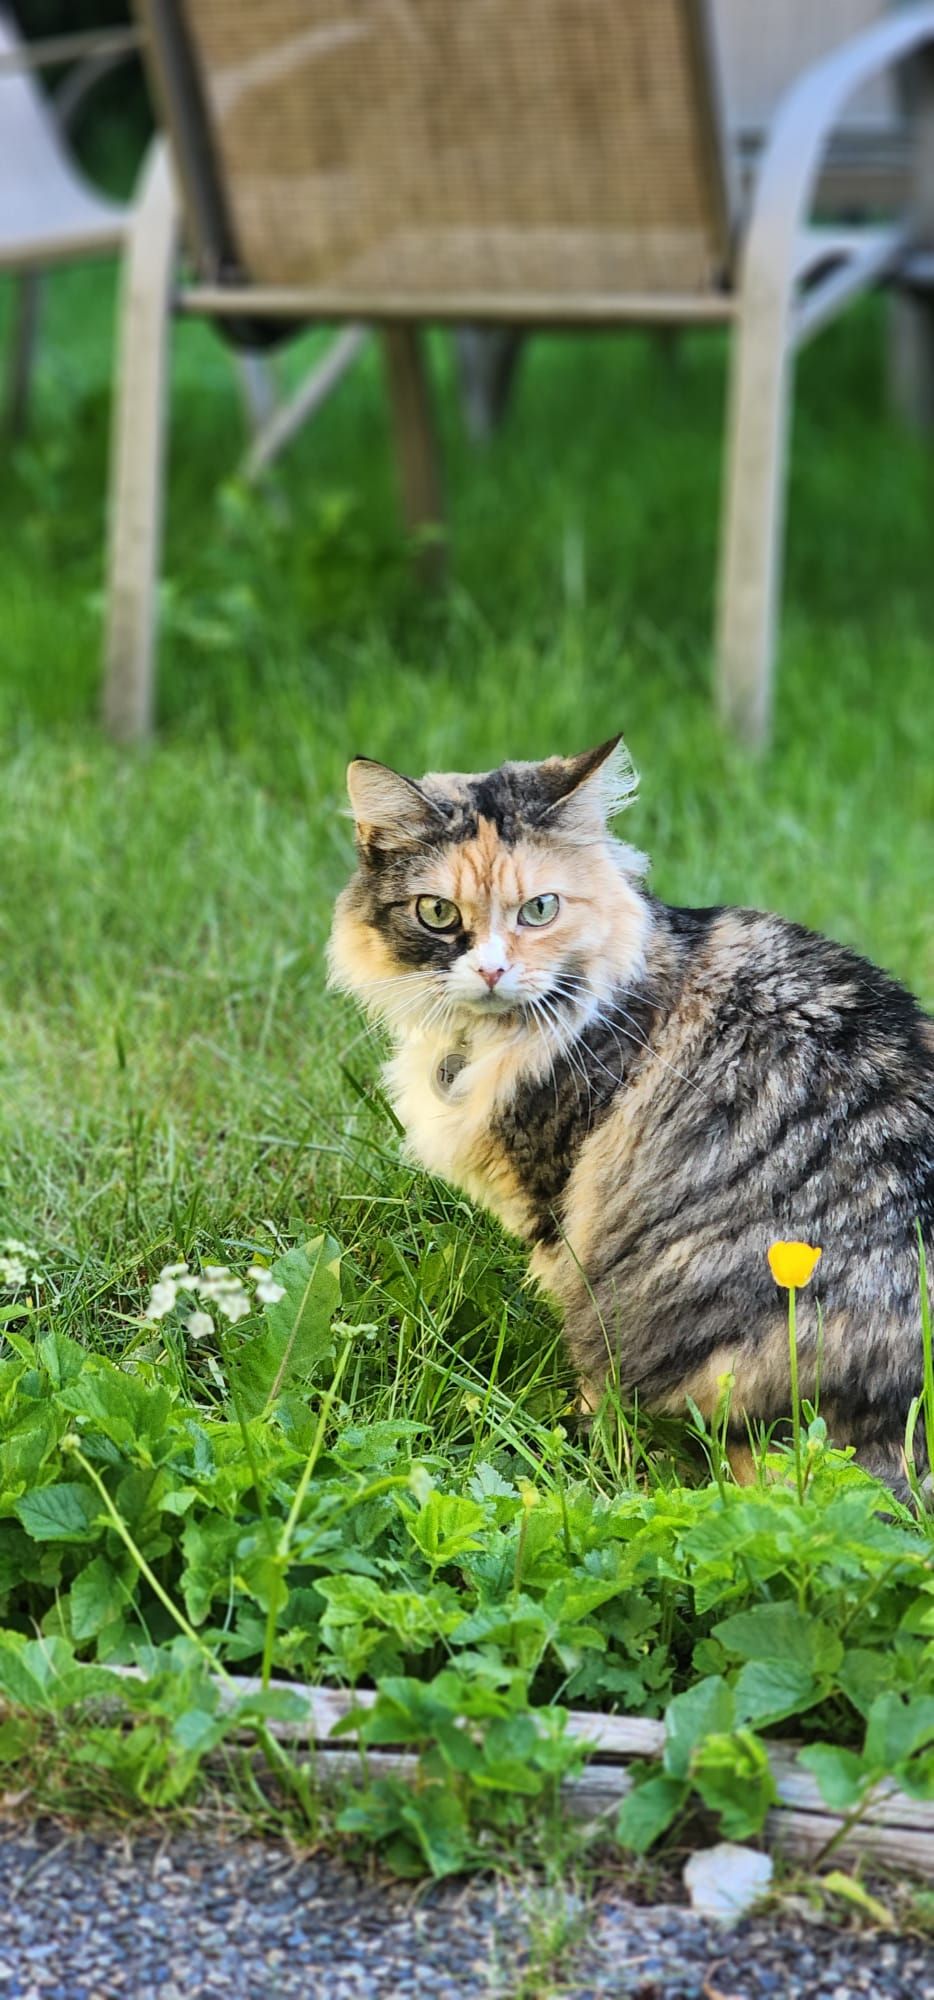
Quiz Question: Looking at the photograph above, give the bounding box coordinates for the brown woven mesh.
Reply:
[146,0,732,306]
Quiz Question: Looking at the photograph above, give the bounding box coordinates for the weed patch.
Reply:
[2,1236,934,1874]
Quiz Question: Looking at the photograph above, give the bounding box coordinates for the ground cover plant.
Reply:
[0,250,933,1876]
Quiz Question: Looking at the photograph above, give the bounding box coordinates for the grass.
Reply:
[0,257,933,1871]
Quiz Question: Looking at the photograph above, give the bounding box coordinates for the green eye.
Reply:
[518,893,559,928]
[416,895,462,933]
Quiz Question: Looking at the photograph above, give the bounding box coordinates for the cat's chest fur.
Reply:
[384,996,651,1246]
[385,1028,546,1237]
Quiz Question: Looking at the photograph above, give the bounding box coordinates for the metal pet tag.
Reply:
[433,1048,468,1099]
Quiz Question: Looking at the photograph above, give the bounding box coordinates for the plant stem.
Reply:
[260,1333,354,1689]
[917,1224,934,1490]
[787,1286,804,1503]
[67,1441,232,1683]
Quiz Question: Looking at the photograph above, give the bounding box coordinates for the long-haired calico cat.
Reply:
[329,738,934,1492]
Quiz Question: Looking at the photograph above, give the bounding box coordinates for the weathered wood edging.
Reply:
[119,1672,934,1876]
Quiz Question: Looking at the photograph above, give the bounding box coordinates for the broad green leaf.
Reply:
[0,1416,57,1501]
[838,1649,899,1718]
[692,1729,777,1838]
[713,1604,842,1677]
[37,1331,87,1390]
[798,1743,868,1812]
[0,1640,47,1708]
[398,1782,470,1877]
[69,1556,131,1642]
[171,1708,226,1754]
[59,1361,174,1449]
[865,1693,934,1770]
[542,1576,627,1623]
[265,1234,342,1362]
[403,1492,487,1569]
[181,1517,242,1624]
[467,1462,516,1502]
[15,1481,100,1544]
[0,1714,35,1763]
[616,1775,688,1853]
[18,1636,118,1710]
[663,1676,734,1780]
[733,1660,818,1727]
[232,1235,342,1415]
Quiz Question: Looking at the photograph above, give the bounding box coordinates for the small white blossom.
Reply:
[0,1239,42,1291]
[145,1254,259,1325]
[146,1277,178,1320]
[213,1288,252,1324]
[197,1271,252,1323]
[249,1265,285,1306]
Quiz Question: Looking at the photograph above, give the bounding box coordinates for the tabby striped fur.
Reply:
[329,741,934,1491]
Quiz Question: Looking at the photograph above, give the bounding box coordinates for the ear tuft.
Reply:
[542,735,638,826]
[346,758,446,852]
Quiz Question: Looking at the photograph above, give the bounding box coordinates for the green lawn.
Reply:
[0,264,933,1867]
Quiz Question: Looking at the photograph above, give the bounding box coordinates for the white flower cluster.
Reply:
[144,1259,285,1341]
[0,1239,42,1292]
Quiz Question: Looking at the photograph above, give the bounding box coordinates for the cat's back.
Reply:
[662,900,933,1099]
[552,900,932,1418]
[555,900,933,1305]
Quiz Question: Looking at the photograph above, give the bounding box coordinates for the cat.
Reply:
[328,737,934,1494]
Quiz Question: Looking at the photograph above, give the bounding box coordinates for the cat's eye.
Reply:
[518,894,559,928]
[416,895,462,933]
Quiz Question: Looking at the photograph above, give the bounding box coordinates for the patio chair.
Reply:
[105,0,934,747]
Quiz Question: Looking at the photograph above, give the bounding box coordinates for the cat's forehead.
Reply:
[443,821,540,905]
[419,758,574,842]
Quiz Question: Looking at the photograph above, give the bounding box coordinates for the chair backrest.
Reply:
[137,0,735,312]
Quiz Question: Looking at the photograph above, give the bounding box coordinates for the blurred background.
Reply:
[0,0,931,1262]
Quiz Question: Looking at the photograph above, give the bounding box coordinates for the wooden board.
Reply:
[107,1669,934,1874]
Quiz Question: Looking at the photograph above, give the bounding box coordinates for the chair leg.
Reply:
[889,290,934,431]
[234,351,279,437]
[889,39,934,432]
[714,280,795,751]
[241,325,368,482]
[381,323,445,585]
[455,327,524,442]
[3,274,42,439]
[102,139,178,743]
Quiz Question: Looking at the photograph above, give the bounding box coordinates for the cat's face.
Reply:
[328,739,648,1039]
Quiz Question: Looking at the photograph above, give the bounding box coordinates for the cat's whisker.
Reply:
[525,997,561,1117]
[544,972,702,1096]
[534,991,595,1119]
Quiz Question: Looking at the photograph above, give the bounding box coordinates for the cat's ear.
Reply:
[346,758,447,854]
[541,735,637,827]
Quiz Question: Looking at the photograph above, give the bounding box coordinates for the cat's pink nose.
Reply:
[478,966,504,990]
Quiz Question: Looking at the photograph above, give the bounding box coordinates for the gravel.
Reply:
[0,1820,932,1999]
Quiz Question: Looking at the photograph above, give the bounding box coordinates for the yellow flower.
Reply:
[768,1240,822,1289]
